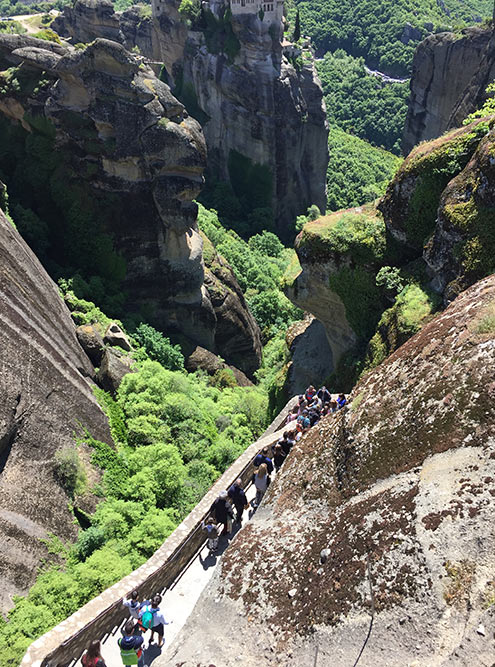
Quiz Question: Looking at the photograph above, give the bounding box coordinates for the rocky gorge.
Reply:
[52,0,329,235]
[0,33,262,376]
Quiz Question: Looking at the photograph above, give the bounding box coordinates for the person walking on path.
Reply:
[210,490,235,535]
[272,443,286,472]
[82,641,106,667]
[118,620,145,667]
[123,590,141,621]
[253,463,269,508]
[202,516,222,552]
[228,478,249,524]
[253,447,274,474]
[140,594,170,648]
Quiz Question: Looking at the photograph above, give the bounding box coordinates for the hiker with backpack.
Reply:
[118,620,145,667]
[139,594,170,647]
[202,516,222,552]
[81,640,106,667]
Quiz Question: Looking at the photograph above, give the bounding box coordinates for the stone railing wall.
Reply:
[22,397,298,667]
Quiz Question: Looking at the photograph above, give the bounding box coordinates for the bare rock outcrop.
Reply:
[403,26,495,153]
[0,209,111,611]
[166,274,495,667]
[0,34,261,375]
[285,316,333,395]
[51,0,329,235]
[285,205,384,365]
[183,14,329,236]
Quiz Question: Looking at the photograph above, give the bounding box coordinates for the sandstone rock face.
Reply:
[0,209,111,611]
[51,0,329,235]
[96,348,134,395]
[381,117,494,251]
[403,27,495,153]
[185,345,253,386]
[76,324,105,366]
[286,254,357,364]
[286,206,383,365]
[204,255,262,378]
[285,316,333,395]
[103,322,132,352]
[184,18,329,236]
[0,35,261,374]
[52,0,121,44]
[167,275,495,667]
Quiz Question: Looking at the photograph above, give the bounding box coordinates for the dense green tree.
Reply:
[326,126,402,210]
[293,0,492,76]
[317,51,409,154]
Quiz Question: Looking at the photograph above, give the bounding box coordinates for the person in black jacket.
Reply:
[272,443,286,472]
[253,447,274,474]
[228,478,248,524]
[210,490,234,535]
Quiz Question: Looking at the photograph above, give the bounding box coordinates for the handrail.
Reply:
[21,397,298,667]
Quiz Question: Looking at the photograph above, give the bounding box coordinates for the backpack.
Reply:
[82,656,99,667]
[118,638,138,666]
[140,605,157,629]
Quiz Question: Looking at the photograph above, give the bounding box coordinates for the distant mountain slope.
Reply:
[296,0,492,76]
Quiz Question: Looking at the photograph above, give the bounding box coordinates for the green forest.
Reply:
[326,126,402,211]
[294,0,492,76]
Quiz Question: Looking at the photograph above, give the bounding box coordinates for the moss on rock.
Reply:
[380,116,495,250]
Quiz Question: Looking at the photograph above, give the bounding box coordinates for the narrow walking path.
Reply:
[84,484,257,667]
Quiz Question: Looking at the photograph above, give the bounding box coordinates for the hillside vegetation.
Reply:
[326,126,402,211]
[295,0,492,76]
[0,301,268,666]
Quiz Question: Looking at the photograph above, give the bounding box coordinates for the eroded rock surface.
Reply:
[403,26,495,153]
[0,34,261,374]
[51,0,329,235]
[0,209,111,611]
[166,275,495,667]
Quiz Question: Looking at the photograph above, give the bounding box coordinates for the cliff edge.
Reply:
[166,273,495,666]
[0,208,111,611]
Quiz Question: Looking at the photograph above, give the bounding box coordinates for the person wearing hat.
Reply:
[209,490,235,535]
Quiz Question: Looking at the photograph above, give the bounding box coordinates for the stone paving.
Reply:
[95,483,258,667]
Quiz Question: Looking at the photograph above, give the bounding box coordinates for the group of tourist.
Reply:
[81,385,345,665]
[81,592,171,666]
[203,385,346,551]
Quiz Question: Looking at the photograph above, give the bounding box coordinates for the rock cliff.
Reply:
[182,13,329,235]
[0,34,261,375]
[403,26,495,153]
[285,204,385,367]
[167,274,495,667]
[52,0,329,235]
[288,116,495,377]
[0,208,112,611]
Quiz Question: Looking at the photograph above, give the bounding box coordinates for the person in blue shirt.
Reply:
[337,393,347,409]
[118,620,145,666]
